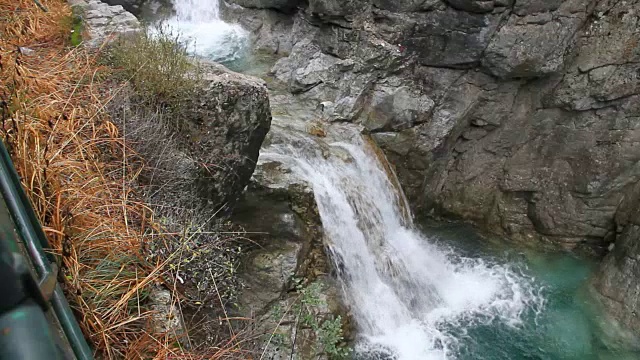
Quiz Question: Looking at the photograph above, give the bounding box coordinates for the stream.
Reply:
[155,0,639,359]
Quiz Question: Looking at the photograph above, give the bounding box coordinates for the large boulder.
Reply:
[179,63,272,210]
[110,62,271,213]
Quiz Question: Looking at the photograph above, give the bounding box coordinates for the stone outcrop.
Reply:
[227,0,640,249]
[99,0,144,12]
[69,0,140,46]
[100,0,175,19]
[232,160,327,315]
[227,0,640,333]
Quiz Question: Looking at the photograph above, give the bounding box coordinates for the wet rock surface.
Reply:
[228,0,640,334]
[231,158,350,358]
[232,164,324,315]
[229,89,354,358]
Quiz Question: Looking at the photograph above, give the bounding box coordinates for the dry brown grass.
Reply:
[0,0,251,358]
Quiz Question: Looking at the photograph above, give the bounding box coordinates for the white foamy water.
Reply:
[261,124,544,360]
[167,0,248,62]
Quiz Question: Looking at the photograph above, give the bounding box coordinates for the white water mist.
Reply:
[260,124,543,360]
[166,0,248,62]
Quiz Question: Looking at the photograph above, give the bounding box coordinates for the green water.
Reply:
[421,221,640,360]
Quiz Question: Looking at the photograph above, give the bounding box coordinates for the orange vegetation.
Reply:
[0,0,245,358]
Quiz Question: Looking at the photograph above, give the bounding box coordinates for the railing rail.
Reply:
[0,138,93,360]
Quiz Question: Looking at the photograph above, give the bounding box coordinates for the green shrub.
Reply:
[292,279,352,360]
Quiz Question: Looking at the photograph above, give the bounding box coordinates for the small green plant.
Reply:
[291,278,351,360]
[318,316,350,359]
[60,11,83,46]
[69,15,83,46]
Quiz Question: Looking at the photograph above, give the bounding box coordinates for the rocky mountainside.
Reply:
[224,0,640,334]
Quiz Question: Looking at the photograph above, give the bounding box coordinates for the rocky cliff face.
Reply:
[593,181,640,334]
[226,0,640,333]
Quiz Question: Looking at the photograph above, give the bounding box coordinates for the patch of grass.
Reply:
[0,1,161,356]
[104,26,202,109]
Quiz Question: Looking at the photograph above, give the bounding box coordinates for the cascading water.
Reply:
[165,0,248,62]
[260,124,543,360]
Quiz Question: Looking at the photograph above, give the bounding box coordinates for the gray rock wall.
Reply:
[228,0,640,333]
[593,182,640,334]
[233,0,640,249]
[99,0,146,14]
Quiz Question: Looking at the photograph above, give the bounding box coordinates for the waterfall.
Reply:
[172,0,221,21]
[166,0,248,63]
[260,124,543,360]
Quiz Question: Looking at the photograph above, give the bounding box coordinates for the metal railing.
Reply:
[0,139,93,360]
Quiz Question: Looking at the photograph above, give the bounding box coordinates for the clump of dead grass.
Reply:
[0,0,250,358]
